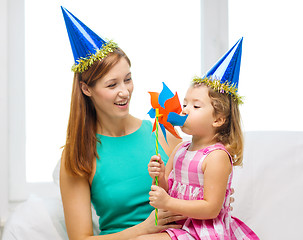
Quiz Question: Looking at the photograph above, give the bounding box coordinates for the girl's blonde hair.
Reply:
[63,48,131,177]
[196,83,244,166]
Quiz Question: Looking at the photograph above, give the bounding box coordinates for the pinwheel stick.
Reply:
[148,83,188,226]
[155,109,160,186]
[154,108,162,225]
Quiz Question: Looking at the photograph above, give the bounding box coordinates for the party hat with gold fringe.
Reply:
[193,37,243,104]
[61,6,118,73]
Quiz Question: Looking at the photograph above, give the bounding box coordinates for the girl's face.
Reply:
[86,57,133,120]
[181,85,217,137]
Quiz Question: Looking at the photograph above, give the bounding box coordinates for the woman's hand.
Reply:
[148,155,166,181]
[141,209,185,234]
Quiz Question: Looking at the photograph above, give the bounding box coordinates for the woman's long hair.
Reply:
[200,83,244,166]
[63,48,131,177]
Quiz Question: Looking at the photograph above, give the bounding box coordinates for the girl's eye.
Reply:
[194,106,200,109]
[183,104,187,108]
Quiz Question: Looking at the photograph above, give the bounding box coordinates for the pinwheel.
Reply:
[148,82,188,225]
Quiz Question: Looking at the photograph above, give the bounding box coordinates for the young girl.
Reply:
[135,38,259,239]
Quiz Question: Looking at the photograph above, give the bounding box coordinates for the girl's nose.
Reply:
[181,107,188,116]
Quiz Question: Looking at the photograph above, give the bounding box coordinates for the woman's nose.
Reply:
[118,84,129,98]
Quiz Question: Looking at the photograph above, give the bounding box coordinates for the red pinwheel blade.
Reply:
[162,121,181,139]
[148,92,161,109]
[164,92,182,114]
[152,120,157,132]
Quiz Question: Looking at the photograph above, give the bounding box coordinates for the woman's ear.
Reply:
[213,116,226,128]
[80,81,92,97]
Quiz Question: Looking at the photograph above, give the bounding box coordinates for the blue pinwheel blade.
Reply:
[159,123,168,143]
[158,82,174,108]
[148,108,156,118]
[167,112,188,126]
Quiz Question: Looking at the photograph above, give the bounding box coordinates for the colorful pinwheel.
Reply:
[148,82,188,225]
[148,82,188,141]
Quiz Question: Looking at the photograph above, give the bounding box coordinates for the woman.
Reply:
[60,7,185,240]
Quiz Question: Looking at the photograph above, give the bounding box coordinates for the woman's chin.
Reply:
[113,106,130,118]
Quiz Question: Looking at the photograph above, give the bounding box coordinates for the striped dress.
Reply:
[165,142,259,240]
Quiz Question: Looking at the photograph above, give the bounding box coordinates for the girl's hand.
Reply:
[148,155,165,181]
[141,209,185,234]
[149,185,170,209]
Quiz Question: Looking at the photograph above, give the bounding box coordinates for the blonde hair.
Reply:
[195,83,244,166]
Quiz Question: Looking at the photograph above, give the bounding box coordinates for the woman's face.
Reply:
[87,57,133,120]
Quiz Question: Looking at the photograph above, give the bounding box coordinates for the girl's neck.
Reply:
[189,135,217,151]
[97,114,141,137]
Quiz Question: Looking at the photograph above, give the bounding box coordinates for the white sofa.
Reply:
[3,131,303,239]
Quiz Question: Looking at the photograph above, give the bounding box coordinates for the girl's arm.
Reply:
[148,141,184,191]
[158,127,182,158]
[60,155,184,240]
[163,141,184,189]
[149,150,232,220]
[152,128,182,190]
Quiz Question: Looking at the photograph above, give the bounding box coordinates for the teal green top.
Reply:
[91,120,169,235]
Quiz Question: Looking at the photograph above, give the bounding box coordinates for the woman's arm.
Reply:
[149,150,232,220]
[60,154,184,240]
[60,155,94,240]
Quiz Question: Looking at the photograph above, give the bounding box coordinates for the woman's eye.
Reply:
[107,83,116,88]
[125,78,132,83]
[194,106,200,109]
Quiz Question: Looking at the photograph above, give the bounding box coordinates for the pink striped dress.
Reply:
[165,142,259,240]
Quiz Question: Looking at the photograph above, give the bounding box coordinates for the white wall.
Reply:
[0,0,60,222]
[201,0,229,72]
[0,0,9,228]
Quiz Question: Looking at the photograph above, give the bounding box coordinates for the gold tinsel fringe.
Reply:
[71,40,118,73]
[192,76,244,104]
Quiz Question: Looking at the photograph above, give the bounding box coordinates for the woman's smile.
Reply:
[114,99,129,109]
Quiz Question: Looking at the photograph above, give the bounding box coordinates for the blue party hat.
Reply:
[193,37,243,104]
[61,6,118,73]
